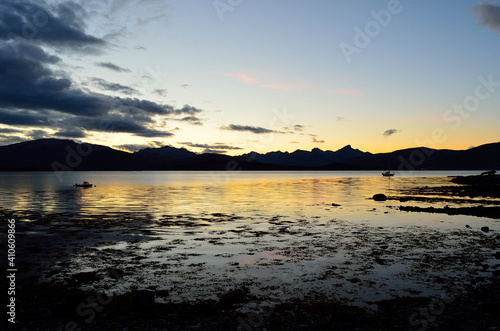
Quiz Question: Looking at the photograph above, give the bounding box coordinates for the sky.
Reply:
[0,0,499,155]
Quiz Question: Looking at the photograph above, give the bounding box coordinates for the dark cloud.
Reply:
[469,3,500,32]
[179,142,242,150]
[312,137,325,143]
[25,129,50,140]
[54,129,87,138]
[90,78,139,95]
[175,116,203,125]
[96,62,130,72]
[0,128,22,133]
[0,41,202,138]
[0,134,25,146]
[0,1,203,140]
[175,105,203,115]
[221,124,274,134]
[0,0,105,50]
[383,129,400,137]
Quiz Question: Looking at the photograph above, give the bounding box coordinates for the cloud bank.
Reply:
[0,0,203,143]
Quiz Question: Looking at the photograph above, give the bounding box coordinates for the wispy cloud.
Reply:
[383,129,400,137]
[469,2,500,33]
[329,88,365,97]
[89,78,139,95]
[313,137,325,143]
[153,89,167,96]
[174,116,203,125]
[218,72,259,84]
[96,62,131,72]
[178,141,242,154]
[179,142,242,150]
[221,124,274,134]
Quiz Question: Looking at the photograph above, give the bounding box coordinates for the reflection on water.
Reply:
[2,170,498,305]
[0,170,476,219]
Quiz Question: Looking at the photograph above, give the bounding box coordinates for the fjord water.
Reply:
[0,170,479,219]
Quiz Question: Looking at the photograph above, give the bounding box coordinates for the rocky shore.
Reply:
[6,271,500,330]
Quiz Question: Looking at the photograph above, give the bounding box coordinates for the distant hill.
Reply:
[342,142,500,170]
[0,139,499,171]
[133,146,197,170]
[0,139,139,171]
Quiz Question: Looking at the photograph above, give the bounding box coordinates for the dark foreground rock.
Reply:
[373,193,387,201]
[451,174,500,185]
[6,273,500,330]
[399,205,500,219]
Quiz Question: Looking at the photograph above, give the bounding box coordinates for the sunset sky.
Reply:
[1,0,499,155]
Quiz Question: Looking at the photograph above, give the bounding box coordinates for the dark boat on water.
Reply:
[74,181,94,188]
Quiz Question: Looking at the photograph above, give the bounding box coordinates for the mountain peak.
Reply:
[338,144,353,151]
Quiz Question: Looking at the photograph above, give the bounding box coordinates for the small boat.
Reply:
[382,171,395,177]
[74,181,94,188]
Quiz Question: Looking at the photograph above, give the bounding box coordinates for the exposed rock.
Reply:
[71,271,97,284]
[108,268,126,280]
[373,194,387,201]
[331,203,341,207]
[481,226,490,233]
[218,288,248,304]
[134,289,156,307]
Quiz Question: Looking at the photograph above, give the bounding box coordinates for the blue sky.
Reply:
[0,0,499,154]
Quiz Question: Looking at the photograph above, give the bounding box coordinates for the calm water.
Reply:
[2,170,498,305]
[0,170,479,219]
